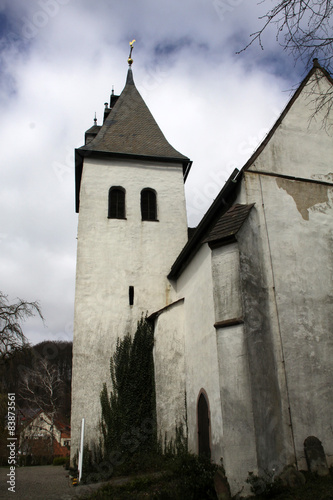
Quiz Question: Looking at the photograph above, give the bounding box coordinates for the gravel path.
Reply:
[0,466,104,500]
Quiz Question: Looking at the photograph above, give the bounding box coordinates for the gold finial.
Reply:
[128,39,136,66]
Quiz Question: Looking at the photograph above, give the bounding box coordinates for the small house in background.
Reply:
[19,409,70,463]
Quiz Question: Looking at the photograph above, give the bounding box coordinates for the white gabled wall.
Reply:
[71,157,188,458]
[241,69,333,470]
[251,72,333,180]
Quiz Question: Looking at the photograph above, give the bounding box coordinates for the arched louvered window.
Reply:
[108,187,126,219]
[141,188,157,221]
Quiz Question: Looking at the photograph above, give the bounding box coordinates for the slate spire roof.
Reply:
[75,67,191,212]
[79,68,190,162]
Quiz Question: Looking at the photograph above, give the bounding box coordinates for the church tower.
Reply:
[71,54,191,456]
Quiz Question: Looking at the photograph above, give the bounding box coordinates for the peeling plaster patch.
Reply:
[276,178,329,220]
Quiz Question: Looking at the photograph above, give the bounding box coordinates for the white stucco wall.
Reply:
[176,243,224,462]
[152,68,333,493]
[211,244,242,323]
[211,243,257,495]
[71,157,188,457]
[256,174,333,468]
[153,300,186,445]
[237,201,296,478]
[241,68,333,469]
[216,324,257,495]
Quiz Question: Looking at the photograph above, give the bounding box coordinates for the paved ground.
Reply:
[0,466,104,500]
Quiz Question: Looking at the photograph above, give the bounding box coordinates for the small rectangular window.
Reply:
[129,286,134,306]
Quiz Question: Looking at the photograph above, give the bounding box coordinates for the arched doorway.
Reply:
[197,391,211,458]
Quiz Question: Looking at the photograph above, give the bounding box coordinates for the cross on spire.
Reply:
[128,39,136,66]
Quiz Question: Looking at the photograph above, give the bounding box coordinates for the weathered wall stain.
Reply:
[276,178,329,220]
[238,209,288,472]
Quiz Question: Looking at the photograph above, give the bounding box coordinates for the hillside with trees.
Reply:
[0,340,72,465]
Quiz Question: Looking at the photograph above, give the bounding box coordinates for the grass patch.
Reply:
[80,464,333,500]
[80,452,218,499]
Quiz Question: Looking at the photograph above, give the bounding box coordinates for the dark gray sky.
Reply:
[0,0,306,344]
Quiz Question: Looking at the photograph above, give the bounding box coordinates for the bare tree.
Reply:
[20,358,64,453]
[240,1,333,128]
[307,59,333,127]
[0,292,43,360]
[242,0,333,71]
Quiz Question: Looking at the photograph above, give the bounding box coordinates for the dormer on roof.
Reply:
[84,124,101,145]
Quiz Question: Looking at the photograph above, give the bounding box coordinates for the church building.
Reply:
[71,56,333,495]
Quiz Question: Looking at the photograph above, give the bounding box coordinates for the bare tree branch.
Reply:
[238,1,333,127]
[0,292,44,361]
[20,358,63,415]
[306,66,333,127]
[239,0,333,71]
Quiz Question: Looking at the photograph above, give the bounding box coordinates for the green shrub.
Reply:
[100,317,157,459]
[18,453,53,466]
[171,452,218,499]
[80,452,218,499]
[246,470,286,498]
[53,456,69,466]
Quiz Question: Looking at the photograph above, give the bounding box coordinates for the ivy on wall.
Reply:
[100,315,156,457]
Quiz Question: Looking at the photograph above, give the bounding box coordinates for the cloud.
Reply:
[0,0,308,344]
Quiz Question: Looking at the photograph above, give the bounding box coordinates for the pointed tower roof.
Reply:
[80,68,189,161]
[75,68,191,211]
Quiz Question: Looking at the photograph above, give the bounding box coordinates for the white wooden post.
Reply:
[78,418,85,482]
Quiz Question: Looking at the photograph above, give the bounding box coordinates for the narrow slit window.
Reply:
[129,286,134,306]
[108,187,125,219]
[141,188,157,221]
